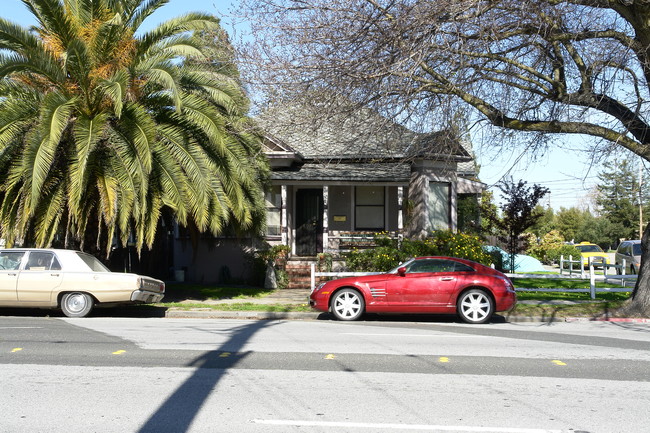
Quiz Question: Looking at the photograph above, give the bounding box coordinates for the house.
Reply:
[259,102,484,258]
[171,102,484,284]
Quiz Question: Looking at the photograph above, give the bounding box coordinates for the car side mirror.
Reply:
[397,266,406,276]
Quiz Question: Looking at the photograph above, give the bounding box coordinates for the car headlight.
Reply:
[312,282,326,294]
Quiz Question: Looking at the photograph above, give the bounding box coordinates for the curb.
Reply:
[165,309,650,323]
[165,309,320,320]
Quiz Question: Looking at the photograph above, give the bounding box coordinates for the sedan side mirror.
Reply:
[397,266,407,276]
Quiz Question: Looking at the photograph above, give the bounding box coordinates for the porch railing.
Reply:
[328,231,400,253]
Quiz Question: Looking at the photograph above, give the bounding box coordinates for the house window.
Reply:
[355,186,385,230]
[428,182,450,230]
[265,186,282,236]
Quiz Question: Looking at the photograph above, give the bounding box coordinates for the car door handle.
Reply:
[8,273,17,276]
[440,277,455,281]
[50,273,60,277]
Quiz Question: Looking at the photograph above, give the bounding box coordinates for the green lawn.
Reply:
[162,284,275,302]
[513,277,631,302]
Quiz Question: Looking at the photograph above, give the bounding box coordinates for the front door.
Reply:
[295,189,323,256]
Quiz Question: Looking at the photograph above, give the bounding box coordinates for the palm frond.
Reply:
[0,52,66,85]
[136,12,220,58]
[127,0,170,30]
[24,0,75,46]
[25,92,76,210]
[98,69,129,117]
[0,17,39,52]
[69,112,108,215]
[33,178,66,247]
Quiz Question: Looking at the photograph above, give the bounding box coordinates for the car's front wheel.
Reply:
[331,288,365,321]
[60,292,94,318]
[457,289,494,324]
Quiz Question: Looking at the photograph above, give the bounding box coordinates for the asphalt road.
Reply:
[1,316,649,433]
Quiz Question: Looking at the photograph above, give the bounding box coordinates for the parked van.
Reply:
[615,240,642,274]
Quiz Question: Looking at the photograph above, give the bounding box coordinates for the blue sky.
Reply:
[5,0,616,211]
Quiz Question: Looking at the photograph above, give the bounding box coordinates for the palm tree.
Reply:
[0,0,268,253]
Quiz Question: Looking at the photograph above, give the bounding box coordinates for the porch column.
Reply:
[450,181,458,232]
[397,186,404,247]
[322,185,329,253]
[281,185,288,246]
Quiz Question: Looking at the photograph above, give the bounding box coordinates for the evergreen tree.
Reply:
[596,158,650,240]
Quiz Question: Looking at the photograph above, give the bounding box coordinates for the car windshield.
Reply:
[76,252,110,272]
[576,244,603,253]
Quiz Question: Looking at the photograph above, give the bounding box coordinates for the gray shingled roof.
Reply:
[258,101,472,163]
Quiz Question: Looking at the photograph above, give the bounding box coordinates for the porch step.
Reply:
[285,260,316,290]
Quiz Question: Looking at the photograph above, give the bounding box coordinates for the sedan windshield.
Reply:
[576,245,603,253]
[76,252,110,272]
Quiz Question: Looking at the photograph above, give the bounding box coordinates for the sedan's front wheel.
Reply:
[61,292,94,318]
[457,289,494,324]
[331,289,365,321]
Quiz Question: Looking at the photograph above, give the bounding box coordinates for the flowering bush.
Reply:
[345,231,492,272]
[526,230,579,264]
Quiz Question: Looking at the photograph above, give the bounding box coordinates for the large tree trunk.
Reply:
[618,221,650,317]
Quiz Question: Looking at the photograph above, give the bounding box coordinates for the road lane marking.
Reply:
[112,350,126,355]
[219,352,231,358]
[325,354,336,359]
[551,360,566,366]
[439,357,449,363]
[252,419,563,432]
[11,348,22,353]
[342,333,473,338]
[0,327,43,329]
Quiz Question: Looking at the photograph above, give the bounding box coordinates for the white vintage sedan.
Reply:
[0,248,165,317]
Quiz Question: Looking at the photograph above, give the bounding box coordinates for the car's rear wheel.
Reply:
[331,288,365,321]
[457,289,494,324]
[61,292,94,318]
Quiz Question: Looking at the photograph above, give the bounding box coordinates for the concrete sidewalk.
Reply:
[163,288,650,323]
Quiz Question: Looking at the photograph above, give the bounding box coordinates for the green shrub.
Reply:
[345,231,492,272]
[275,269,289,289]
[549,244,582,266]
[526,230,571,264]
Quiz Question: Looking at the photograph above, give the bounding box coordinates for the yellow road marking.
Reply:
[11,348,22,353]
[439,357,449,363]
[325,354,336,359]
[219,352,231,358]
[552,360,566,366]
[112,350,126,355]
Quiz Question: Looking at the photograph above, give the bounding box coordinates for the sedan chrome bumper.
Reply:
[130,290,165,303]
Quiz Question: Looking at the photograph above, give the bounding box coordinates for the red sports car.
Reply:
[309,256,516,324]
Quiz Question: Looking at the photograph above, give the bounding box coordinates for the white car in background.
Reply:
[0,249,165,317]
[615,240,642,274]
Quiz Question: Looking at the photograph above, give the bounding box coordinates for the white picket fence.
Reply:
[309,257,635,300]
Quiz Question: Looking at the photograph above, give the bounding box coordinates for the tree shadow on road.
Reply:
[137,319,275,433]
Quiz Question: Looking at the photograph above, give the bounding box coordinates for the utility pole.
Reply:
[640,160,644,239]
